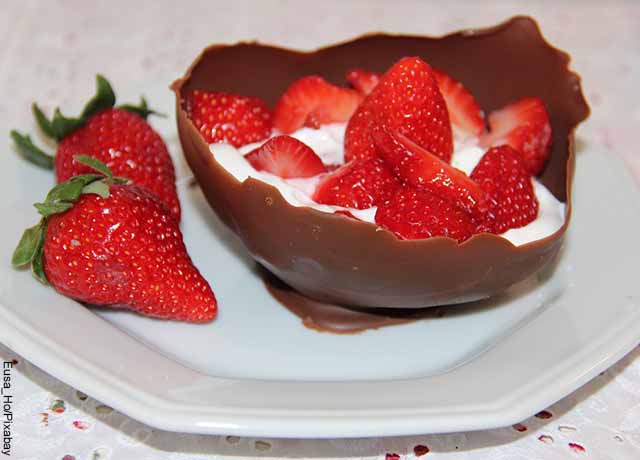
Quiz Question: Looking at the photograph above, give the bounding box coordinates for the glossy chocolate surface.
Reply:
[173,16,589,310]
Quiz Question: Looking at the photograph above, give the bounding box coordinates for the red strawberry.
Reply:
[432,68,485,137]
[344,57,453,163]
[346,69,380,95]
[479,97,552,175]
[471,145,539,233]
[245,135,327,178]
[376,187,476,242]
[313,157,400,209]
[11,75,181,220]
[273,76,363,134]
[372,126,488,217]
[11,157,216,323]
[56,109,180,219]
[185,90,272,147]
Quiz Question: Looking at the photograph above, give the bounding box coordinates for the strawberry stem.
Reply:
[9,130,54,169]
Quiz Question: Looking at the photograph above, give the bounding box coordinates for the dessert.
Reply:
[11,156,217,322]
[11,76,180,220]
[173,17,589,311]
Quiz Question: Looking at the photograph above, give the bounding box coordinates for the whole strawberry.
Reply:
[12,156,216,323]
[11,75,181,220]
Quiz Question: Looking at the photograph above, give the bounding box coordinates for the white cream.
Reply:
[210,124,565,246]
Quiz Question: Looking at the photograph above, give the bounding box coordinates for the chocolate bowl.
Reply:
[172,16,589,309]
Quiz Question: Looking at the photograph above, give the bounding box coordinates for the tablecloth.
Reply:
[1,0,639,458]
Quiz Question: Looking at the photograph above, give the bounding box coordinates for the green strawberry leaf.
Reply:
[31,104,56,139]
[74,155,113,178]
[81,74,116,120]
[118,96,166,120]
[82,180,110,198]
[44,174,102,204]
[34,201,74,217]
[11,220,45,267]
[10,130,54,169]
[50,108,85,141]
[31,228,47,284]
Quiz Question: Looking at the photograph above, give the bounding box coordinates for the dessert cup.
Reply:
[173,16,589,309]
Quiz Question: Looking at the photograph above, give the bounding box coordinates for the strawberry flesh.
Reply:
[185,90,273,147]
[432,68,485,138]
[346,69,380,95]
[345,57,453,163]
[471,145,539,234]
[245,135,327,178]
[273,76,363,134]
[372,126,488,218]
[479,97,552,175]
[43,184,217,322]
[313,157,400,209]
[376,186,476,242]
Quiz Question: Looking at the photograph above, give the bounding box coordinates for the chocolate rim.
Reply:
[172,16,590,309]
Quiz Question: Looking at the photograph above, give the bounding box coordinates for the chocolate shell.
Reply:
[172,16,589,309]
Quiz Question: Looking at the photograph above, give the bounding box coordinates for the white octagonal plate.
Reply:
[0,79,638,438]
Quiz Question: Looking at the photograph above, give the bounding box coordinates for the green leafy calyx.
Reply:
[11,156,128,283]
[118,96,166,120]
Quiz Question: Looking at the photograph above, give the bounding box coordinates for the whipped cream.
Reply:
[209,124,565,246]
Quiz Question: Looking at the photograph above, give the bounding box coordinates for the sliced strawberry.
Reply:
[313,157,400,209]
[346,69,380,95]
[479,97,552,175]
[376,186,476,242]
[372,126,488,217]
[245,135,327,179]
[185,90,272,147]
[471,145,539,234]
[432,68,485,138]
[273,76,363,134]
[345,57,453,163]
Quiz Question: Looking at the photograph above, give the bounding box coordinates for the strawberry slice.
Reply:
[273,76,363,134]
[471,145,539,234]
[432,69,485,138]
[479,97,552,175]
[245,135,327,179]
[185,90,272,147]
[313,157,400,209]
[346,69,380,95]
[372,126,488,217]
[345,57,453,163]
[376,186,476,242]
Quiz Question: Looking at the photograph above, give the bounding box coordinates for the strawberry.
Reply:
[432,68,485,138]
[11,75,181,220]
[372,126,488,217]
[479,97,552,175]
[184,90,272,147]
[344,57,453,163]
[346,69,380,95]
[11,156,217,322]
[313,157,400,209]
[471,145,539,234]
[376,186,476,242]
[245,135,327,178]
[273,76,362,134]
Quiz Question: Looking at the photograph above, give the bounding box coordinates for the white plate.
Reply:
[1,79,639,438]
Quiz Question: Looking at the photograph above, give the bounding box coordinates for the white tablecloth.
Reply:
[1,1,639,458]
